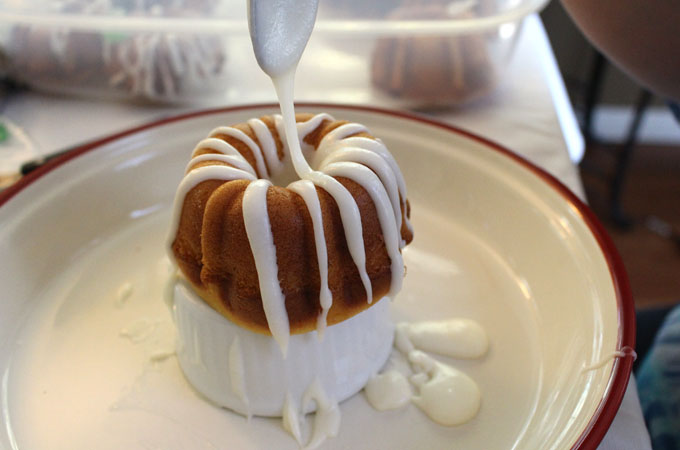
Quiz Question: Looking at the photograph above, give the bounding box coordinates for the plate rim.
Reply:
[0,102,635,449]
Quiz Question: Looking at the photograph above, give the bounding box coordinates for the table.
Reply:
[1,13,649,450]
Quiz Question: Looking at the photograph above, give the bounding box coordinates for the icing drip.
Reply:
[304,169,373,304]
[301,378,341,450]
[247,118,285,175]
[320,148,402,231]
[193,322,204,367]
[209,126,269,178]
[282,393,303,445]
[115,281,133,308]
[287,179,332,339]
[186,153,256,176]
[322,162,403,298]
[581,346,637,372]
[281,379,341,449]
[189,138,257,175]
[320,123,368,145]
[166,165,256,247]
[162,268,178,313]
[242,179,290,356]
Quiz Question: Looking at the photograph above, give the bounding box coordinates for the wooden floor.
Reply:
[579,143,680,309]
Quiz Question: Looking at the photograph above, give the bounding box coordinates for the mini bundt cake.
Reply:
[167,112,413,347]
[371,4,497,106]
[6,0,226,102]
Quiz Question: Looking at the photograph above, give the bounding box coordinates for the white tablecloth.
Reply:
[2,13,649,450]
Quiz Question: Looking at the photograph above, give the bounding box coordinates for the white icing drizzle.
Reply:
[186,153,256,176]
[149,349,176,363]
[108,32,223,99]
[279,378,342,449]
[320,122,368,146]
[189,138,256,174]
[228,336,250,418]
[322,161,403,298]
[191,320,204,368]
[304,168,373,304]
[163,269,179,313]
[320,148,402,232]
[314,134,413,244]
[191,137,245,159]
[581,346,637,372]
[119,318,159,344]
[273,70,314,179]
[242,179,290,356]
[209,126,269,178]
[166,165,257,248]
[287,179,332,339]
[295,113,334,141]
[301,378,341,450]
[313,136,407,203]
[115,281,134,308]
[247,118,285,175]
[282,393,303,445]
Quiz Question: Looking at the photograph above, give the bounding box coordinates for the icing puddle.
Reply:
[369,320,488,427]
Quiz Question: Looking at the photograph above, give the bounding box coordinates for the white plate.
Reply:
[0,104,634,449]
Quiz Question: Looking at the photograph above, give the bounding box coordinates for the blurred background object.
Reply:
[369,1,498,108]
[542,1,680,309]
[0,0,548,106]
[0,79,39,190]
[0,0,229,102]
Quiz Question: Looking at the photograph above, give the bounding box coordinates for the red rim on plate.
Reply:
[0,103,635,449]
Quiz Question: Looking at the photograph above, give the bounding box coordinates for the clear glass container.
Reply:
[0,0,549,105]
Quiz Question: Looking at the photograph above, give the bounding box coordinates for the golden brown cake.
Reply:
[168,113,413,335]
